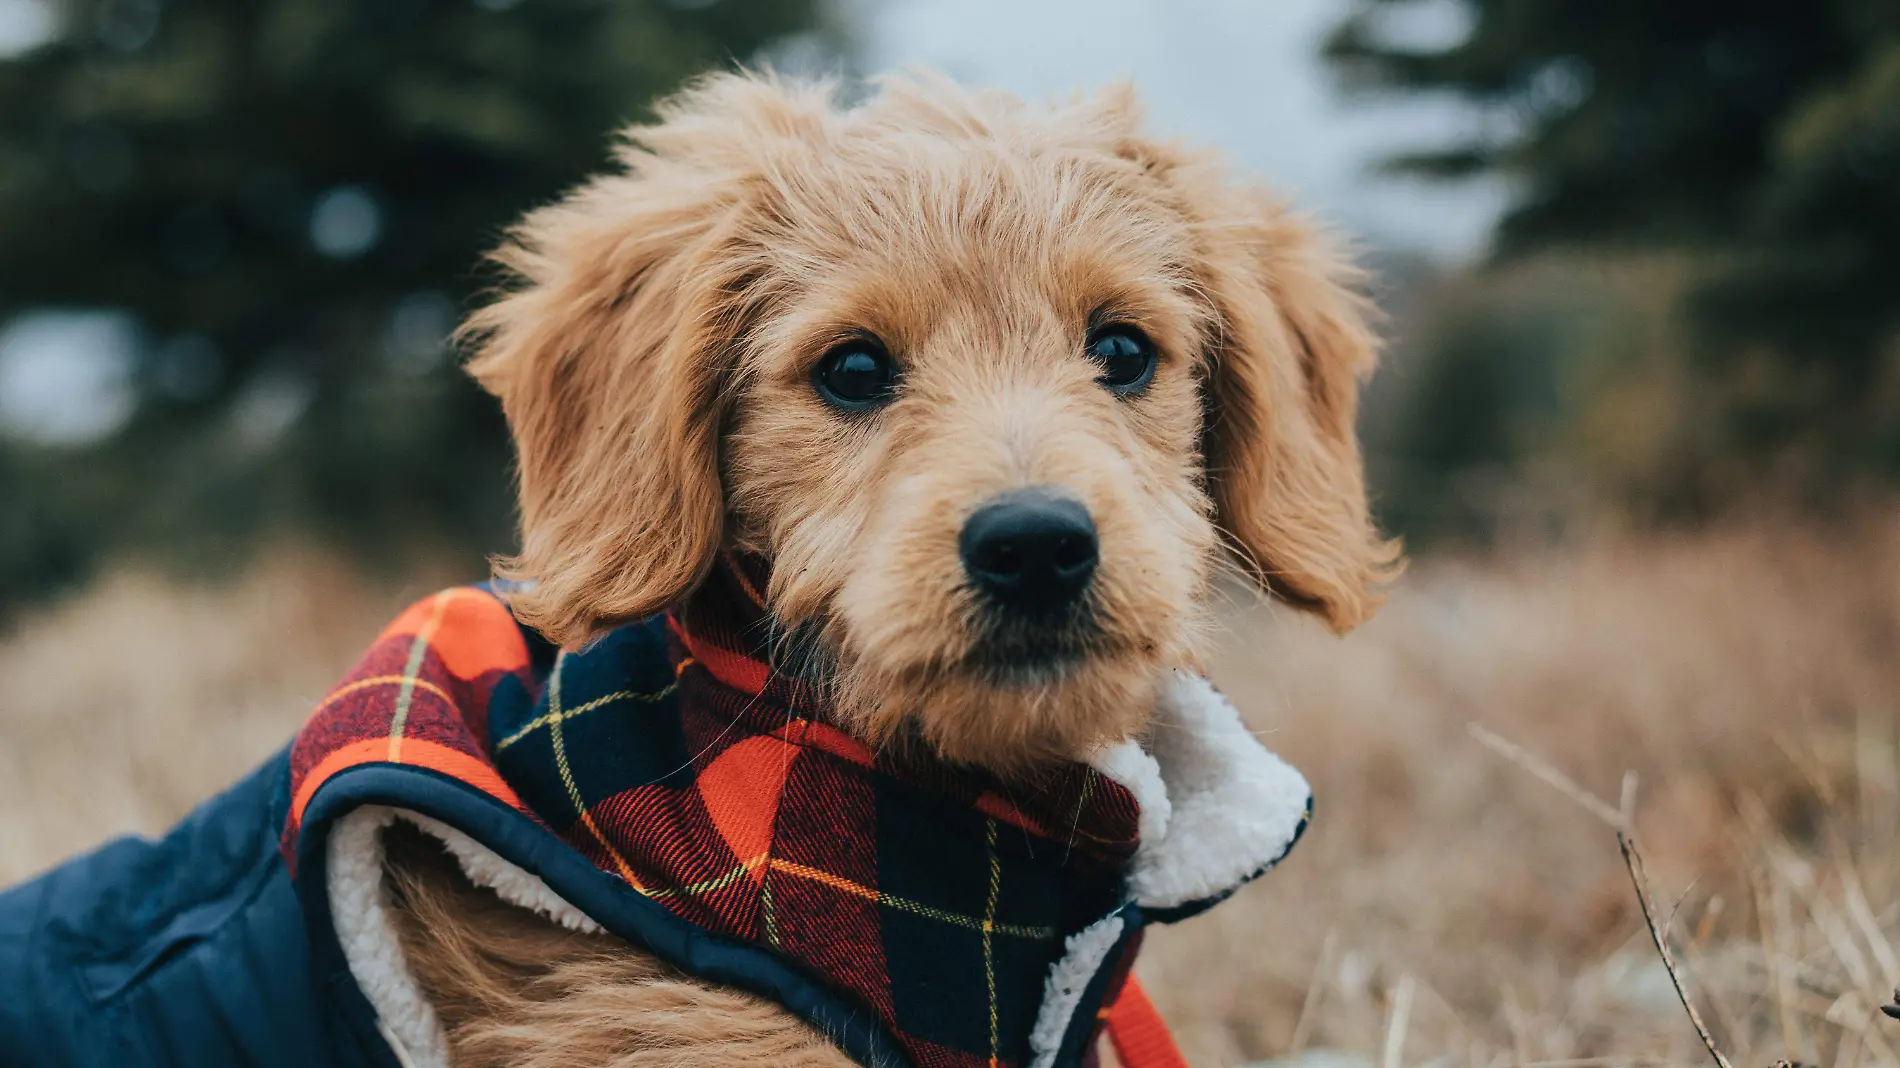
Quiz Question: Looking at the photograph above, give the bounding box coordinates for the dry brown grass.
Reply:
[3,524,1897,1068]
[1151,522,1900,1068]
[0,551,447,878]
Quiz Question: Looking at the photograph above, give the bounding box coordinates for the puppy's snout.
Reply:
[959,489,1098,617]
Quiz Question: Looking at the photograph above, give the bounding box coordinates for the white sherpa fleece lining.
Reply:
[1027,912,1126,1068]
[1026,671,1312,1054]
[329,672,1308,1068]
[327,806,601,1068]
[1093,671,1312,912]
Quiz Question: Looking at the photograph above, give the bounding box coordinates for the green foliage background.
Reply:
[0,0,822,609]
[5,0,1899,610]
[1335,0,1900,539]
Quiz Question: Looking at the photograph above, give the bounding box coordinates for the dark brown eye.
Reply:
[812,336,899,411]
[1085,325,1157,394]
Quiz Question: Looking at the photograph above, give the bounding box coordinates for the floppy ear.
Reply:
[1205,194,1400,631]
[463,74,823,648]
[1131,141,1401,632]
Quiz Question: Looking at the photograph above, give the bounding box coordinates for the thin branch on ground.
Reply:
[1467,723,1736,1068]
[1620,825,1735,1068]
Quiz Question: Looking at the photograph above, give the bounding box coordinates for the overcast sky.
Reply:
[0,0,1508,257]
[0,0,1509,445]
[854,0,1508,258]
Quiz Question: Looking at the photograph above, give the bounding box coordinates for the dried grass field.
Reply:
[3,525,1897,1068]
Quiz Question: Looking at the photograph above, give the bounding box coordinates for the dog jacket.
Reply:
[0,560,1311,1068]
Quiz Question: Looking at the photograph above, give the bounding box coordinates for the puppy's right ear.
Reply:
[463,74,827,648]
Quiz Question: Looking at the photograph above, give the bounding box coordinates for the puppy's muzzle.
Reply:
[959,488,1098,619]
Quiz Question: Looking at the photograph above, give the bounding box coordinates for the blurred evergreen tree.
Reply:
[0,0,822,610]
[1330,1,1900,510]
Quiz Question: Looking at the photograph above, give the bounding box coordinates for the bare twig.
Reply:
[1468,723,1736,1068]
[1620,828,1735,1068]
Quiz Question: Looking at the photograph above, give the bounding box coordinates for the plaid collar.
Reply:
[285,559,1166,1068]
[537,556,1145,1067]
[285,557,1311,1068]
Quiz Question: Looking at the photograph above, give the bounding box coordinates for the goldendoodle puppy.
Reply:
[386,70,1395,1067]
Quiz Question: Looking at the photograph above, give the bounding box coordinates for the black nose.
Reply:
[959,490,1099,616]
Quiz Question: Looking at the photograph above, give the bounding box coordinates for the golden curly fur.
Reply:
[389,70,1397,1066]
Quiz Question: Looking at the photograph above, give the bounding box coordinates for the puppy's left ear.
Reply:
[1133,142,1401,632]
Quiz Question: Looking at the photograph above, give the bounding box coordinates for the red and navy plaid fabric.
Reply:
[284,558,1147,1068]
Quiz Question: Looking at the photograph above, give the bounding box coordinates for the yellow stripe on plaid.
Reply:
[759,871,781,947]
[494,683,677,752]
[545,652,651,892]
[389,591,463,763]
[765,856,1054,940]
[631,854,770,902]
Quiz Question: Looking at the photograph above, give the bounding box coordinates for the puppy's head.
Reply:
[465,73,1399,770]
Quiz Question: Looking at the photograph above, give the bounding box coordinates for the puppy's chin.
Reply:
[963,615,1106,688]
[827,639,1172,775]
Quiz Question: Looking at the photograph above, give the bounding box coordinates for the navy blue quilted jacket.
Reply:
[0,750,382,1066]
[0,587,1310,1068]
